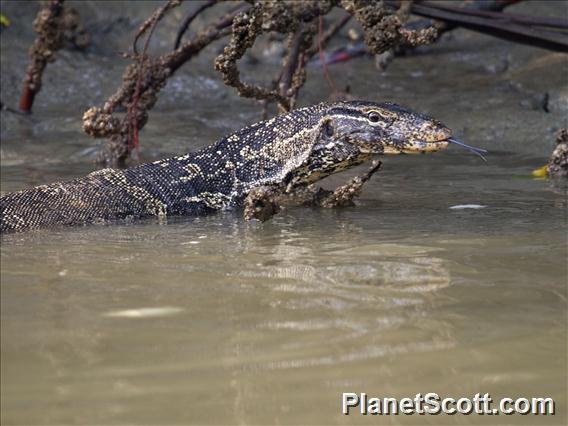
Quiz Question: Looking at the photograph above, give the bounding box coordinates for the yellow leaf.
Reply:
[531,165,548,178]
[0,14,10,28]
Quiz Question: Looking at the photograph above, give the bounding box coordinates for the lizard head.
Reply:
[320,100,452,155]
[284,100,453,186]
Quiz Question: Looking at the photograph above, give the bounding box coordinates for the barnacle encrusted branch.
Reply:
[214,1,340,112]
[341,0,437,54]
[83,1,243,167]
[19,0,90,113]
[214,5,290,108]
[216,0,436,113]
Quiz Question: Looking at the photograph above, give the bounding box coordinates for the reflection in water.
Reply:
[1,165,567,424]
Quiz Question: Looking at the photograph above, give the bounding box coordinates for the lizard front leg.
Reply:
[243,160,382,222]
[318,160,382,208]
[243,185,283,222]
[243,183,330,222]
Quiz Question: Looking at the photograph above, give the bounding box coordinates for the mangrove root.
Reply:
[19,0,90,113]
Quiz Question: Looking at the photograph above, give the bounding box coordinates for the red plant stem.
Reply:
[19,86,37,113]
[129,10,162,154]
[318,15,337,93]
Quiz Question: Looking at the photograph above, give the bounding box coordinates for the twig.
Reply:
[305,13,352,60]
[277,24,315,111]
[174,0,216,50]
[133,0,181,55]
[279,31,303,97]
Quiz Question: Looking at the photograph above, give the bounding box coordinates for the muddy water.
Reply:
[1,1,567,425]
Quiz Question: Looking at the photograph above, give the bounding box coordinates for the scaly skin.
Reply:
[0,100,452,233]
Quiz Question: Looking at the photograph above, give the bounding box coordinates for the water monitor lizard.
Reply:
[1,100,455,233]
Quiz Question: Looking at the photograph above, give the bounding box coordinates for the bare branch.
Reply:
[19,0,90,113]
[174,0,216,50]
[133,0,182,55]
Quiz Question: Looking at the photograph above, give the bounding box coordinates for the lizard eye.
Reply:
[368,111,381,123]
[367,109,396,126]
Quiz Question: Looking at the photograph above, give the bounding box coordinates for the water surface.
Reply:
[2,152,566,425]
[1,1,567,424]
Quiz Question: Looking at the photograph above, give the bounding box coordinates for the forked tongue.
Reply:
[448,138,488,162]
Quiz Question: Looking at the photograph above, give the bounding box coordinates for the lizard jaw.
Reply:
[383,139,450,155]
